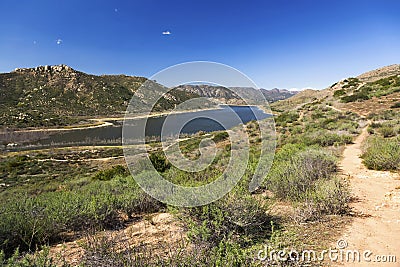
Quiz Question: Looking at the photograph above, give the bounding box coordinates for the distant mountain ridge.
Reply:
[175,84,297,104]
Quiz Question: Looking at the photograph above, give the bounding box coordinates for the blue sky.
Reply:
[1,0,399,89]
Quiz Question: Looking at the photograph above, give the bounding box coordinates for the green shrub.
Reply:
[370,122,382,128]
[341,92,369,103]
[294,178,350,222]
[367,126,374,134]
[212,131,229,143]
[333,89,346,97]
[275,111,299,126]
[362,136,400,170]
[0,246,60,267]
[182,191,272,247]
[266,147,337,201]
[149,152,171,172]
[0,176,161,255]
[367,110,396,120]
[285,131,353,147]
[378,126,397,138]
[391,102,400,109]
[93,165,128,180]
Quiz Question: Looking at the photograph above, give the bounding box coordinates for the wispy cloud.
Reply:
[162,31,171,35]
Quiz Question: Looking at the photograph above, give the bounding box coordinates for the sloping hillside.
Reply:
[272,64,400,116]
[0,65,198,128]
[330,66,400,116]
[357,64,400,83]
[271,89,330,111]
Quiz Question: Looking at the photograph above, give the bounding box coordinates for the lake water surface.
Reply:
[32,105,271,147]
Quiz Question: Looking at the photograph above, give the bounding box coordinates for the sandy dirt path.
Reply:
[334,126,400,266]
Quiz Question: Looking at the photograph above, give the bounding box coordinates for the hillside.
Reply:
[272,64,400,116]
[0,65,198,128]
[356,64,400,83]
[330,65,400,116]
[271,89,330,112]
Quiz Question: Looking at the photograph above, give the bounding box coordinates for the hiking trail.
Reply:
[334,125,400,266]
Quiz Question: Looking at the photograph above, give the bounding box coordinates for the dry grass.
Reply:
[49,213,186,266]
[271,89,331,111]
[340,92,400,116]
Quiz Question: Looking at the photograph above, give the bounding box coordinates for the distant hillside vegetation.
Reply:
[330,65,400,115]
[0,65,198,128]
[271,64,400,116]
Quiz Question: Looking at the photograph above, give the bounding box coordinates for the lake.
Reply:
[15,105,271,148]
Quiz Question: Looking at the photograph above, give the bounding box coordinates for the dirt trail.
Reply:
[335,126,400,266]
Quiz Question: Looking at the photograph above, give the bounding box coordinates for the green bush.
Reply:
[368,110,396,120]
[182,191,272,247]
[275,111,299,126]
[93,165,128,180]
[341,92,369,103]
[212,131,229,143]
[333,89,346,97]
[370,122,382,128]
[267,145,349,222]
[0,247,60,267]
[378,126,397,138]
[0,176,161,255]
[285,130,353,147]
[391,102,400,109]
[362,136,400,170]
[266,147,337,201]
[294,178,350,222]
[149,152,171,172]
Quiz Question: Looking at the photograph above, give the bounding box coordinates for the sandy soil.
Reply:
[49,213,185,266]
[333,126,400,266]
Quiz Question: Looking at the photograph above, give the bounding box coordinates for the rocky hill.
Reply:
[0,65,198,128]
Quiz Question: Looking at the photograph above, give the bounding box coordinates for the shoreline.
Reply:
[1,106,229,134]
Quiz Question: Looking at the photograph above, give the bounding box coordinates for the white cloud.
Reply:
[162,31,171,35]
[56,39,63,45]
